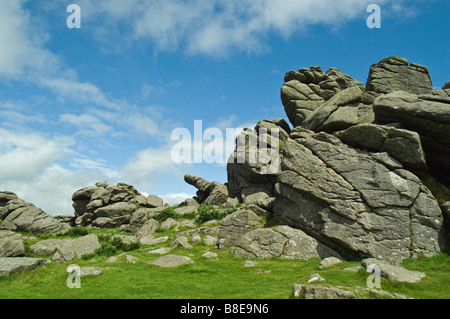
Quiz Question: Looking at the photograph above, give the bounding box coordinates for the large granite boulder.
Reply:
[301,85,373,133]
[281,66,364,127]
[334,123,427,170]
[373,90,450,178]
[30,234,101,263]
[0,231,25,257]
[216,209,262,249]
[231,225,341,260]
[52,234,101,263]
[0,257,50,277]
[366,56,433,95]
[272,128,445,260]
[227,119,288,200]
[224,56,448,262]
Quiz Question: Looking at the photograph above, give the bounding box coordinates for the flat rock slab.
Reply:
[318,257,342,269]
[231,225,341,260]
[149,254,194,268]
[293,284,356,299]
[51,234,101,263]
[0,257,50,277]
[202,252,218,258]
[361,258,426,283]
[79,267,103,277]
[147,247,172,255]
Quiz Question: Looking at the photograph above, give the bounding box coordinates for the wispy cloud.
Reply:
[76,0,403,57]
[59,113,114,136]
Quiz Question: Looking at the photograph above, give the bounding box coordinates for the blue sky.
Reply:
[0,0,448,215]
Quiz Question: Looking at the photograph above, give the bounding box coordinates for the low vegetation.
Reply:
[2,206,449,299]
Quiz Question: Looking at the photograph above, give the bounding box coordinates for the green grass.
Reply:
[2,206,449,299]
[1,224,449,299]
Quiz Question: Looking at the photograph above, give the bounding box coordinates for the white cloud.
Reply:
[40,78,120,108]
[126,113,161,137]
[70,158,121,179]
[59,113,114,136]
[0,100,46,127]
[0,1,61,78]
[122,146,176,188]
[0,128,66,181]
[0,2,129,111]
[76,0,399,57]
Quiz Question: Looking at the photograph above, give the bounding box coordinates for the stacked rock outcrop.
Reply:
[72,181,165,229]
[226,56,449,260]
[0,191,69,234]
[183,175,229,206]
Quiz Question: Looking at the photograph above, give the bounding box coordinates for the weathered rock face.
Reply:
[72,182,165,229]
[223,56,449,261]
[0,197,68,234]
[272,128,445,260]
[0,230,25,257]
[334,123,427,170]
[373,90,450,178]
[366,56,433,96]
[281,66,364,127]
[231,225,341,260]
[216,209,262,249]
[184,175,229,206]
[279,57,448,181]
[29,234,101,263]
[0,191,18,207]
[361,258,426,283]
[227,119,288,201]
[301,85,373,133]
[0,257,50,277]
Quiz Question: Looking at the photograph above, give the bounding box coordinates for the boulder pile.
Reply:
[227,56,449,260]
[0,191,69,235]
[72,181,165,229]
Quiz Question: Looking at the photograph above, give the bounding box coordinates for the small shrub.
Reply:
[81,253,95,260]
[111,236,125,250]
[196,205,235,223]
[155,226,165,233]
[183,211,197,220]
[279,139,287,152]
[95,243,117,257]
[123,241,140,252]
[65,227,89,237]
[153,207,181,222]
[94,235,140,257]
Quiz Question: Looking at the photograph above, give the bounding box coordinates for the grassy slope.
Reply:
[1,223,449,299]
